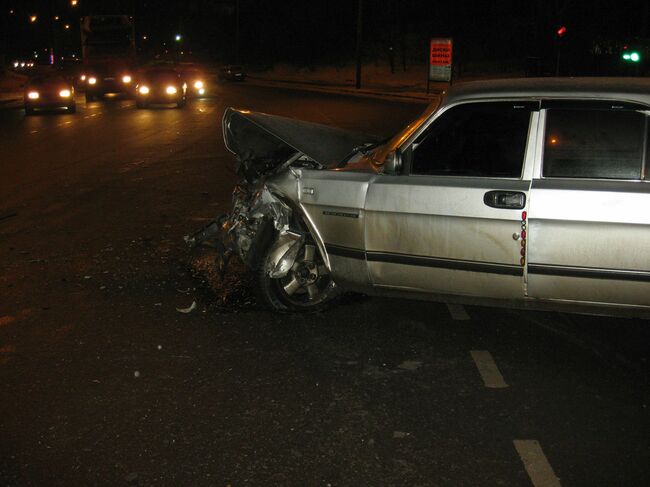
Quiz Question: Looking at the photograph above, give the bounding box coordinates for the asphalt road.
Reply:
[1,85,649,486]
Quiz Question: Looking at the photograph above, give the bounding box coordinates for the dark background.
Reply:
[2,0,650,75]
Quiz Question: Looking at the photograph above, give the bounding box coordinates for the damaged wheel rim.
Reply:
[275,243,331,306]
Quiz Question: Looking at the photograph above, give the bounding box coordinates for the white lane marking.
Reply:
[30,130,38,134]
[470,350,508,388]
[447,303,470,320]
[514,440,562,487]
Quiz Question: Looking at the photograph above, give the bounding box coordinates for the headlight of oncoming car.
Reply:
[193,80,203,89]
[88,77,97,85]
[166,86,177,95]
[139,85,150,95]
[27,91,39,99]
[59,89,71,98]
[122,75,132,84]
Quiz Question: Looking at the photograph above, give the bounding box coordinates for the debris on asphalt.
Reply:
[397,360,423,371]
[393,431,411,439]
[176,301,197,314]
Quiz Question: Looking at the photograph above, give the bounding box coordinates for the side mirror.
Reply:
[383,149,402,175]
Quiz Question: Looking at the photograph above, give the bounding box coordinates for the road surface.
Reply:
[0,84,648,486]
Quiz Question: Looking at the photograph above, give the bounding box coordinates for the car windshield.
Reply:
[369,99,441,165]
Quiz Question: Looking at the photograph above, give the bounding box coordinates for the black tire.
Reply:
[256,239,336,312]
[67,103,76,113]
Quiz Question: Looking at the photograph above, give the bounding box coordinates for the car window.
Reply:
[543,109,647,180]
[410,102,532,178]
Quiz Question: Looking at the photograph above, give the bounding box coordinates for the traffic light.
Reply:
[622,50,641,62]
[556,26,567,38]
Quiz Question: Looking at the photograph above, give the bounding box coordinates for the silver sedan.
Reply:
[193,78,650,317]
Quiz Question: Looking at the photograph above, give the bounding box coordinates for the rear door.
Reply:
[364,101,539,298]
[527,102,650,307]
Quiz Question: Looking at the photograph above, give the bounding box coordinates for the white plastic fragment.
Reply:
[176,301,197,314]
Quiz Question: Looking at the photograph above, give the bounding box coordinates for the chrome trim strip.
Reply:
[325,244,365,260]
[325,244,523,276]
[528,263,650,282]
[367,252,523,276]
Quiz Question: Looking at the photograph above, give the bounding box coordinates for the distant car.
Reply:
[219,65,246,82]
[178,66,207,97]
[24,74,76,115]
[84,64,135,101]
[135,68,187,108]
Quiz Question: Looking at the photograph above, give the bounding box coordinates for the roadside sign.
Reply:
[428,38,453,83]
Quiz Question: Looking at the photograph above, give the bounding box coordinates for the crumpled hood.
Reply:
[222,107,379,182]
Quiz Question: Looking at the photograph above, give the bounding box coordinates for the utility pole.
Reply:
[235,0,240,63]
[355,0,363,89]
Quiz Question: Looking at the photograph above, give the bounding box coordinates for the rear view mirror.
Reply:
[383,150,402,175]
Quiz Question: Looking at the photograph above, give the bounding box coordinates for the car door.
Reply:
[364,101,539,299]
[527,102,650,307]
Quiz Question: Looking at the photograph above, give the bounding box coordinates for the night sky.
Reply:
[2,0,649,74]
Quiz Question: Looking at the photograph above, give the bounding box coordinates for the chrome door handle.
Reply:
[483,191,526,210]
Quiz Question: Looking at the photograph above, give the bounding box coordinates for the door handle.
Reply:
[483,191,526,210]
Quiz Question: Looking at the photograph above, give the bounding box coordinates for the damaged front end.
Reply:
[187,107,377,309]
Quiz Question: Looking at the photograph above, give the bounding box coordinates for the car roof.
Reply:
[442,77,650,107]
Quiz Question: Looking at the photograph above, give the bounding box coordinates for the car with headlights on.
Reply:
[178,65,207,98]
[84,63,135,101]
[193,77,650,317]
[135,68,187,108]
[24,74,76,115]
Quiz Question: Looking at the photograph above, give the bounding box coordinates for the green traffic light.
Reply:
[622,51,640,62]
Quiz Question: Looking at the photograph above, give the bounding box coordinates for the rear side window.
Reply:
[543,109,647,179]
[411,102,532,178]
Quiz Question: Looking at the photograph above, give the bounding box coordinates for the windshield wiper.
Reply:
[338,138,389,167]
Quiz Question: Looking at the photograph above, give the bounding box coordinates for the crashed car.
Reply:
[195,78,650,315]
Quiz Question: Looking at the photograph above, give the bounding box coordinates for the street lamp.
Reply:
[175,34,182,42]
[29,15,37,23]
[71,0,78,6]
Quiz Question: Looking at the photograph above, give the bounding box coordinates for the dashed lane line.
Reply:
[470,350,508,388]
[447,303,470,320]
[514,440,562,487]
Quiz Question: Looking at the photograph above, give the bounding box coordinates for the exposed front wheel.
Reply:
[257,240,336,312]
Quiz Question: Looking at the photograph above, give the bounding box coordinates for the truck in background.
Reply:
[80,15,137,101]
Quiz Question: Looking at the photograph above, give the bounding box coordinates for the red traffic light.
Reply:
[556,26,567,37]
